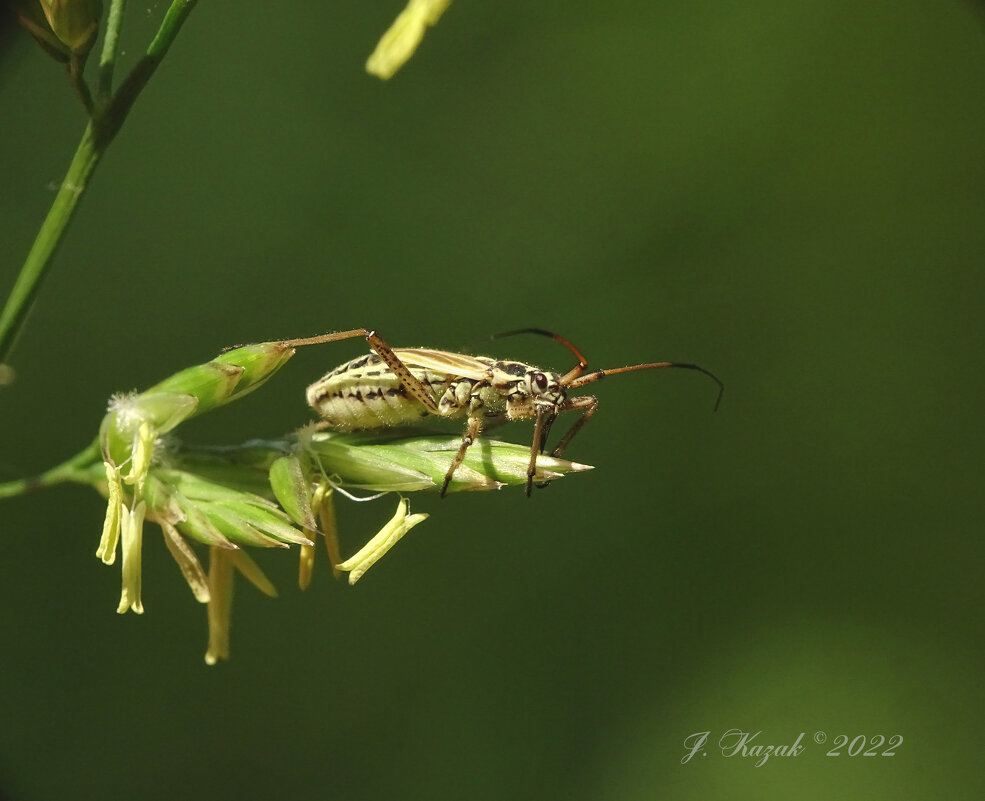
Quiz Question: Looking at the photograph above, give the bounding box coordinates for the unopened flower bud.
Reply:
[38,0,103,56]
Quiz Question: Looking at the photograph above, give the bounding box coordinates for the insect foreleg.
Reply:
[526,406,553,497]
[537,411,557,454]
[548,395,599,460]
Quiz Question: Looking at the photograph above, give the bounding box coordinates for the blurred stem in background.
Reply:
[0,0,198,366]
[0,0,453,368]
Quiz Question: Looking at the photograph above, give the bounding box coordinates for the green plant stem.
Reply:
[97,0,128,102]
[68,53,94,114]
[0,0,199,366]
[0,440,102,499]
[96,0,197,148]
[0,124,101,363]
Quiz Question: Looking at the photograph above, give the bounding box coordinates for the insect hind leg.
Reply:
[285,328,442,415]
[280,328,372,348]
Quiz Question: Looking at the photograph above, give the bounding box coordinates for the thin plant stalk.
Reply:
[0,439,101,499]
[98,0,128,102]
[0,0,199,366]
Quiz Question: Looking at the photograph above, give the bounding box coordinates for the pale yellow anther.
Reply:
[205,547,234,665]
[161,522,211,603]
[299,483,335,590]
[366,0,453,79]
[125,421,155,489]
[96,462,124,565]
[336,498,428,584]
[230,550,277,598]
[117,500,146,614]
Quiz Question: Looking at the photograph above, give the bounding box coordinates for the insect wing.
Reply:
[392,349,493,381]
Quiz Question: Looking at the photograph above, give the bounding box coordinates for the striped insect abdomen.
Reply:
[306,354,453,430]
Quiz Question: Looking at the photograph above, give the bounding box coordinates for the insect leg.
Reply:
[364,332,442,415]
[537,411,557,454]
[548,395,599,460]
[440,402,484,497]
[526,406,553,497]
[280,328,373,348]
[285,328,442,414]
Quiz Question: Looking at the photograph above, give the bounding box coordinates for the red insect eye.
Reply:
[533,372,548,390]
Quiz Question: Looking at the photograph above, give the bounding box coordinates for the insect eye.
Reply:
[532,372,548,391]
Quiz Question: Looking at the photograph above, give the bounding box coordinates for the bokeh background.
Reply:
[2,1,984,798]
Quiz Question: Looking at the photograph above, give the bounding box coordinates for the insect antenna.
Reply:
[490,328,589,381]
[567,362,724,411]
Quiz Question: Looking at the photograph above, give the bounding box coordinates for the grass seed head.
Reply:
[304,431,592,494]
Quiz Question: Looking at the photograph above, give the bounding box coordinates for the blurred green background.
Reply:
[2,1,984,798]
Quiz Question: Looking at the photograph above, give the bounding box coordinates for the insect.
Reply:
[287,328,723,497]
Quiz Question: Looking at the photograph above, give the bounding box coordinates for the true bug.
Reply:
[287,328,723,497]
